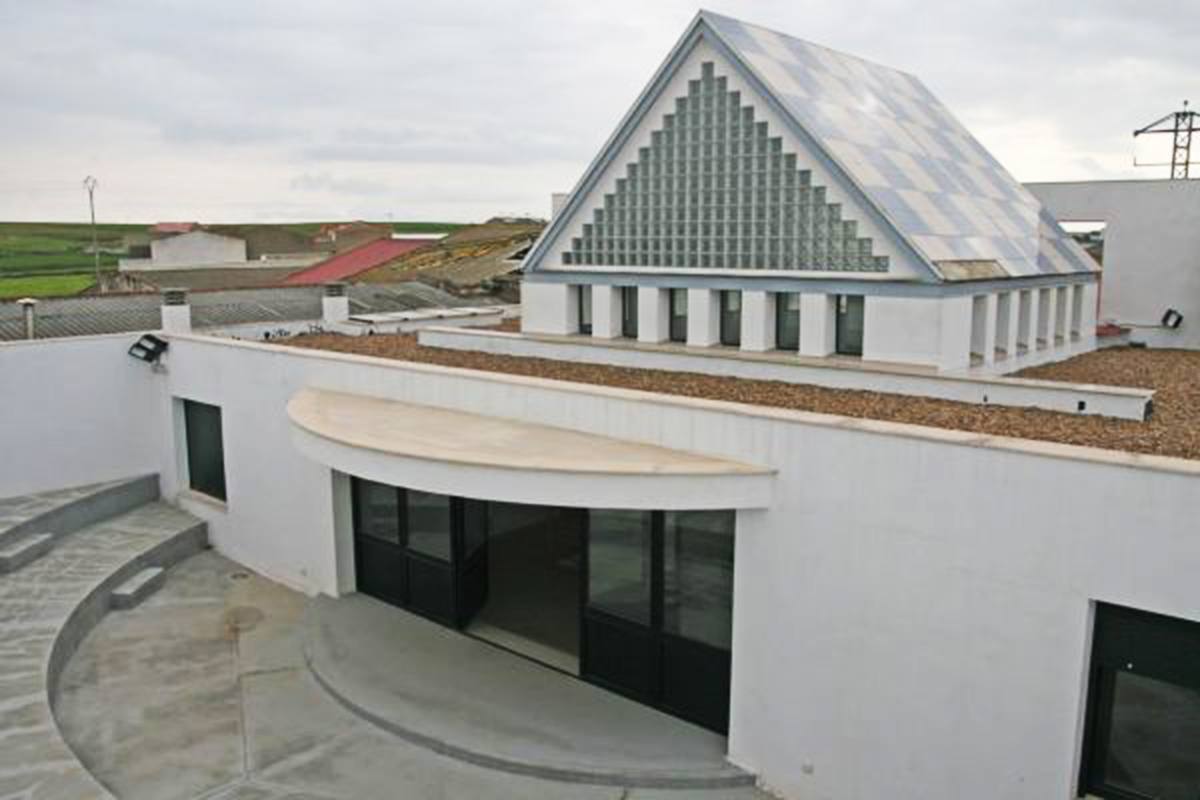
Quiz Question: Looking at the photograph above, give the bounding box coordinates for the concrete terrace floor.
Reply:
[55,551,771,800]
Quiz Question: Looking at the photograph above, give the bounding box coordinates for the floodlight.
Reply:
[129,333,169,363]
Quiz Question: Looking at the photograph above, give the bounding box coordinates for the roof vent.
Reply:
[162,288,188,306]
[324,282,348,298]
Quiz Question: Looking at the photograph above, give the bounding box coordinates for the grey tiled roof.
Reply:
[0,282,481,341]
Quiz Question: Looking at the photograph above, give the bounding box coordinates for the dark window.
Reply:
[578,285,592,334]
[1082,603,1200,800]
[183,399,226,501]
[621,287,639,338]
[663,510,734,649]
[719,290,741,346]
[775,292,800,350]
[587,509,652,624]
[669,289,688,342]
[835,294,864,356]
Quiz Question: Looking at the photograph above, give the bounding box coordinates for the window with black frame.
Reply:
[621,286,639,338]
[719,290,741,346]
[183,399,227,501]
[668,289,688,342]
[775,292,800,351]
[577,285,592,334]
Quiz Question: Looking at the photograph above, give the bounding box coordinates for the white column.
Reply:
[998,291,1019,359]
[592,285,621,339]
[981,293,998,365]
[1054,285,1069,344]
[798,293,835,357]
[637,286,669,344]
[740,290,774,352]
[686,288,719,347]
[520,282,574,335]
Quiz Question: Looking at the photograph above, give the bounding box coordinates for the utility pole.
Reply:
[1133,101,1198,179]
[83,175,99,285]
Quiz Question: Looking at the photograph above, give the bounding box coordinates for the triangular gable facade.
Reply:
[525,12,1097,282]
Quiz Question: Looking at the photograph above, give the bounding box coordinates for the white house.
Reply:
[521,12,1100,375]
[148,229,247,267]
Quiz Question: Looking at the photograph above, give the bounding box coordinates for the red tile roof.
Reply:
[282,238,428,285]
[151,222,198,234]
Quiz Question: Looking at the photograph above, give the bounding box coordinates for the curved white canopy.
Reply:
[287,388,774,510]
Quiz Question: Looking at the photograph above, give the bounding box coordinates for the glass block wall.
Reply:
[564,61,887,272]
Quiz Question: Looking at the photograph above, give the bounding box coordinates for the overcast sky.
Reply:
[1,0,1196,224]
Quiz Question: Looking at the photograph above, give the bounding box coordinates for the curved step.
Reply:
[304,594,756,789]
[0,474,159,548]
[0,531,55,573]
[0,501,207,799]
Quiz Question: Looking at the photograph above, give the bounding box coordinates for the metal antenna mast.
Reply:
[1133,101,1198,179]
[82,175,100,284]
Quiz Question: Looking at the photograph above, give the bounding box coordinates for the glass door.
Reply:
[582,508,736,733]
[775,292,800,351]
[454,499,489,627]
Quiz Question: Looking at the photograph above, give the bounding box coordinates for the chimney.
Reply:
[16,297,37,340]
[322,282,350,325]
[160,288,192,334]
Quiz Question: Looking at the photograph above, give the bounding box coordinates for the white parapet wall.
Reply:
[417,327,1152,420]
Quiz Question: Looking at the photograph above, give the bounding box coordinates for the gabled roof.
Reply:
[282,238,428,285]
[525,11,1097,281]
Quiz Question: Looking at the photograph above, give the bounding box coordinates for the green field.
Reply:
[0,220,466,299]
[0,273,96,300]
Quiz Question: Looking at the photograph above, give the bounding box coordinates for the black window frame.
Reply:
[621,286,639,339]
[835,294,864,356]
[668,288,688,343]
[577,285,592,335]
[775,292,800,350]
[719,290,741,347]
[182,399,227,502]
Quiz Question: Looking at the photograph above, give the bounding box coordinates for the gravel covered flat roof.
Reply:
[280,333,1200,463]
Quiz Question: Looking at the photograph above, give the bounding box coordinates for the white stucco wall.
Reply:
[4,332,1197,800]
[0,334,168,496]
[1027,179,1200,349]
[149,230,247,268]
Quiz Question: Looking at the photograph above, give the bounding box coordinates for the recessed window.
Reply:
[719,290,741,347]
[835,295,864,356]
[775,292,800,350]
[183,399,226,501]
[669,289,688,342]
[578,285,593,334]
[621,286,639,339]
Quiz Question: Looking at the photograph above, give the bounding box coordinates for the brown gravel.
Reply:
[281,334,1200,462]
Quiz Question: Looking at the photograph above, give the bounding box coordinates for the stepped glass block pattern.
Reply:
[564,62,887,272]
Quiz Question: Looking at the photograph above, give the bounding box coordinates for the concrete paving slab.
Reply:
[52,550,774,800]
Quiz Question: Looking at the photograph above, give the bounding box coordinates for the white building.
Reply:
[1028,178,1200,349]
[147,229,247,268]
[1,12,1197,800]
[520,13,1100,375]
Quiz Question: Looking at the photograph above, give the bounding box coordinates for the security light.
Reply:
[1162,308,1184,329]
[128,333,168,364]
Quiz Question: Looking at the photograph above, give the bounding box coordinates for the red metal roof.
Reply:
[282,238,427,285]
